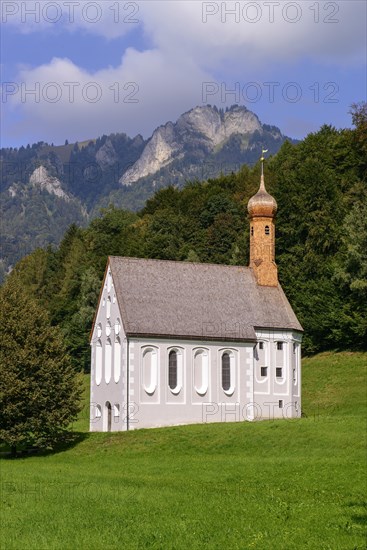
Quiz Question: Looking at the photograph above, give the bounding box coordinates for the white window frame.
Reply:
[94,404,102,420]
[107,271,112,293]
[293,342,299,385]
[114,318,121,335]
[114,336,121,383]
[221,349,236,396]
[95,340,102,386]
[114,404,120,418]
[193,348,209,396]
[105,338,112,384]
[142,346,158,395]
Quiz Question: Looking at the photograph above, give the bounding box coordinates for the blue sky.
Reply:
[1,0,366,148]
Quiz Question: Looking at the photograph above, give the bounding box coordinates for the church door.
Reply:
[104,402,112,432]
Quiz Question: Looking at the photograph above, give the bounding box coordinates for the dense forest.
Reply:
[9,104,367,371]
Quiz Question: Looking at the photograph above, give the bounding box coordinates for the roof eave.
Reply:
[89,258,111,343]
[126,332,257,343]
[253,325,304,333]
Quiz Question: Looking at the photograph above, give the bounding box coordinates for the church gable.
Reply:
[90,263,127,430]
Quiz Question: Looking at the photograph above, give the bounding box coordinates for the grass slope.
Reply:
[1,352,366,549]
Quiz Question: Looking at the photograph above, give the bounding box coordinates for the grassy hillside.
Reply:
[1,352,366,549]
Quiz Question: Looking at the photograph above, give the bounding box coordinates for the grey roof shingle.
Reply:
[109,256,303,341]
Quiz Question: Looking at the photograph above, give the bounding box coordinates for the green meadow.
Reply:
[1,352,366,550]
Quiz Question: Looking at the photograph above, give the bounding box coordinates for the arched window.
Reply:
[106,321,111,337]
[106,296,111,319]
[97,323,102,338]
[167,348,183,394]
[114,404,120,419]
[221,350,236,395]
[222,353,231,391]
[107,271,112,292]
[168,350,178,390]
[293,342,299,385]
[114,318,121,335]
[265,225,270,235]
[114,336,121,383]
[105,338,112,384]
[142,347,158,395]
[95,340,102,386]
[194,349,209,396]
[91,405,102,422]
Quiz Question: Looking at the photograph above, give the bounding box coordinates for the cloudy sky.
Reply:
[1,0,366,147]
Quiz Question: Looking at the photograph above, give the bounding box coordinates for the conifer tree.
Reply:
[0,276,82,455]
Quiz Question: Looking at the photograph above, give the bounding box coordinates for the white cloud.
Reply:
[2,0,366,145]
[140,0,365,67]
[3,1,365,63]
[1,0,139,38]
[5,49,212,144]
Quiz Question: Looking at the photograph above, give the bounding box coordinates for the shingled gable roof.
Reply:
[108,256,303,342]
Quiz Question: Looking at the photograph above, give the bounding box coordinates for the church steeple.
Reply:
[247,150,278,287]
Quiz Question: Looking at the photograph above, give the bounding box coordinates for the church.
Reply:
[89,157,303,432]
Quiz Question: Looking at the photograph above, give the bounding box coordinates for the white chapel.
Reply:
[89,160,303,431]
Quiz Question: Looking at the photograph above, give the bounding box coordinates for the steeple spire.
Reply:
[260,148,267,188]
[248,149,277,218]
[247,149,278,287]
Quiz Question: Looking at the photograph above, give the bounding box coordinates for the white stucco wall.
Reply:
[253,329,302,420]
[127,338,255,430]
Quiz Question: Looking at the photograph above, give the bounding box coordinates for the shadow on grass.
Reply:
[0,431,89,460]
[346,501,367,527]
[350,514,367,526]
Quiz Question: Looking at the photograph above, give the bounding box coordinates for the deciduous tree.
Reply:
[0,276,82,455]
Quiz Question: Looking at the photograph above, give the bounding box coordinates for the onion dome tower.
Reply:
[247,150,278,287]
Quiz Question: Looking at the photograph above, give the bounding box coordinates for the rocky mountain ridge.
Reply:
[0,105,296,281]
[29,165,71,201]
[121,106,265,185]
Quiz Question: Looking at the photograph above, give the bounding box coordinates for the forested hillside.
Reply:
[0,105,295,279]
[9,105,367,371]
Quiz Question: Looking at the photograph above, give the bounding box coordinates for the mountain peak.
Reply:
[120,105,265,185]
[30,165,70,201]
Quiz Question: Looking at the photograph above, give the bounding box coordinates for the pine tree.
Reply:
[0,276,82,455]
